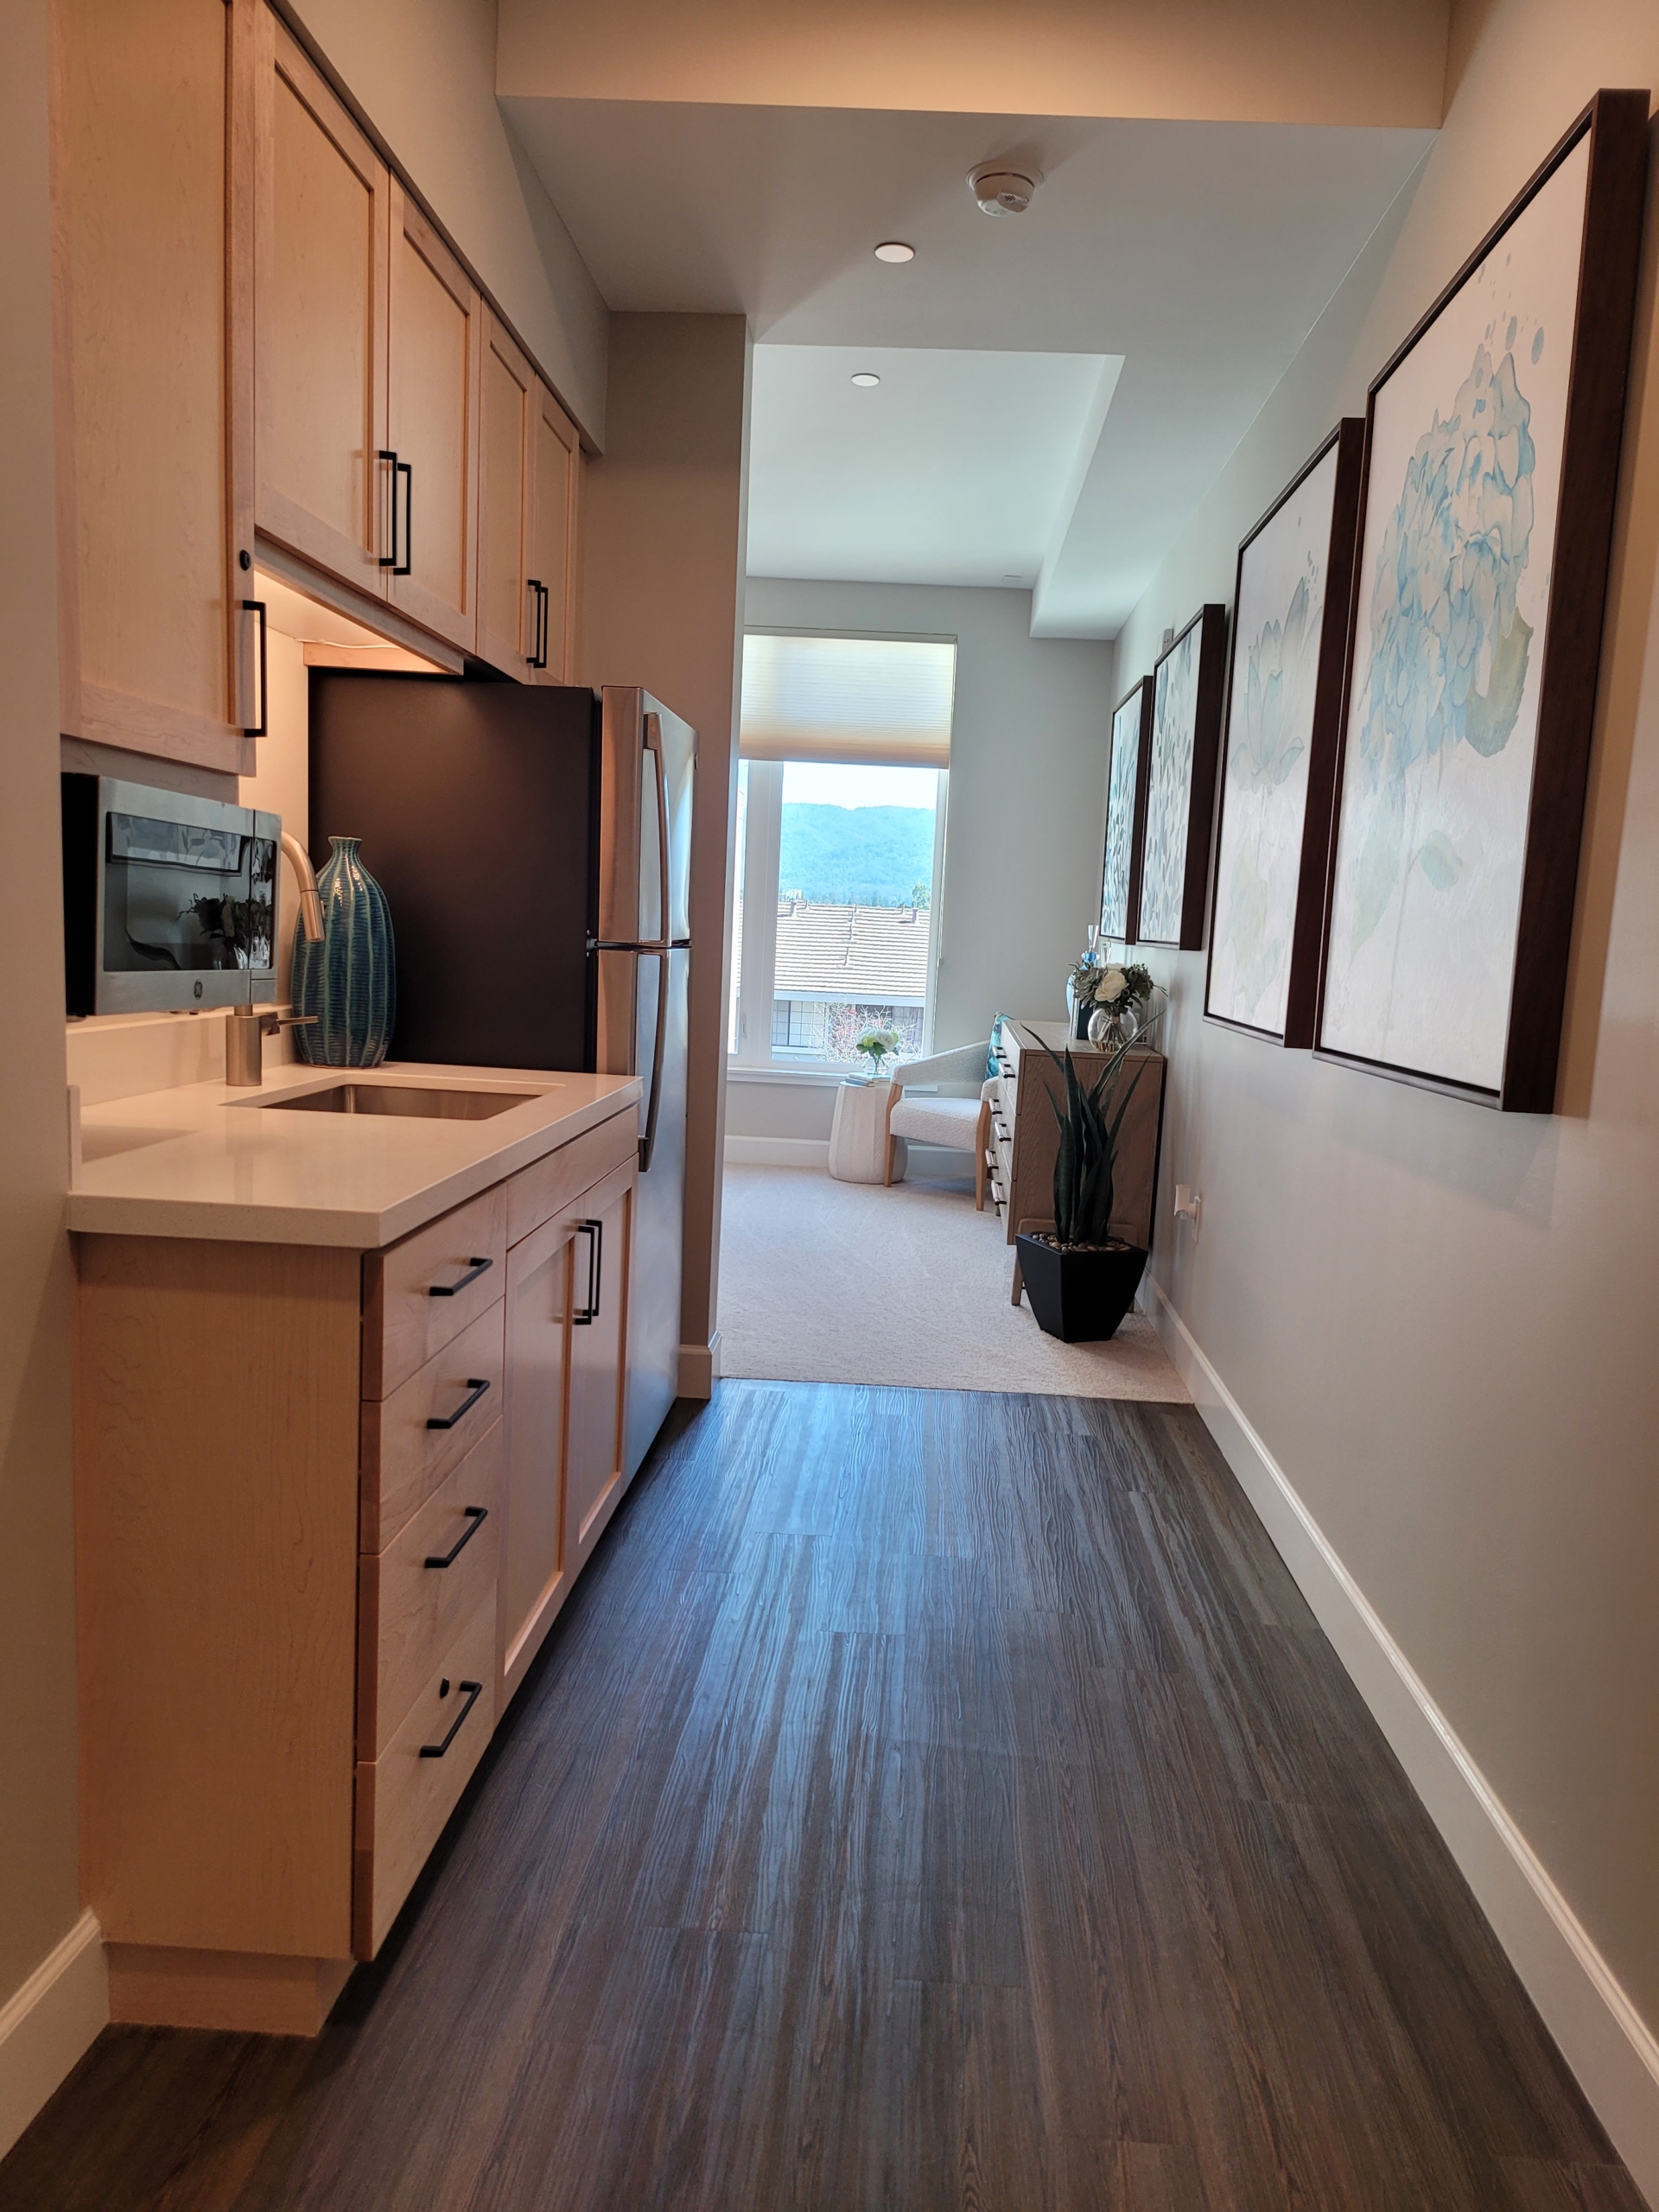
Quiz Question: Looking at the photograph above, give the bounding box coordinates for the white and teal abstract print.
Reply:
[1322,136,1587,1089]
[1209,442,1340,1032]
[1100,689,1141,938]
[1140,622,1201,944]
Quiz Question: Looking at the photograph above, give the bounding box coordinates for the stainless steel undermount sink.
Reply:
[261,1083,538,1121]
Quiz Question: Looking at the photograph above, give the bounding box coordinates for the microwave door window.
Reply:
[102,814,275,976]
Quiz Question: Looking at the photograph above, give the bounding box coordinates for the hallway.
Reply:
[3,1382,1631,2210]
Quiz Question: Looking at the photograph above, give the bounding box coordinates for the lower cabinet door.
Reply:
[565,1163,634,1580]
[499,1209,576,1700]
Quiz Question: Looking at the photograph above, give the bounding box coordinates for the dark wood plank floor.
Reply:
[3,1383,1638,2211]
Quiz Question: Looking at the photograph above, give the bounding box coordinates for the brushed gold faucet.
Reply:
[225,832,325,1087]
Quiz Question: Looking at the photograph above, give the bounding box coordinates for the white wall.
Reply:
[287,0,610,440]
[1111,0,1659,2183]
[731,580,1116,1141]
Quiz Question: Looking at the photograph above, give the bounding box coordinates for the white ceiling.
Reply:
[747,346,1121,591]
[504,98,1433,633]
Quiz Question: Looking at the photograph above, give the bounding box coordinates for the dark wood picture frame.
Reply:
[1204,419,1364,1047]
[1314,89,1649,1113]
[1099,675,1153,944]
[1134,604,1229,950]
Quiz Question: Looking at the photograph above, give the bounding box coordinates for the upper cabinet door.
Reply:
[254,13,389,602]
[386,182,480,654]
[475,312,536,681]
[53,0,252,772]
[529,382,582,686]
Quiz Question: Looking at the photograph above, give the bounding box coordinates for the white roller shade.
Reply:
[740,632,957,767]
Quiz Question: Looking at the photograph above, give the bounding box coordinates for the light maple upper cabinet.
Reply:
[253,12,390,604]
[476,312,537,681]
[386,182,480,654]
[52,0,255,772]
[529,381,582,686]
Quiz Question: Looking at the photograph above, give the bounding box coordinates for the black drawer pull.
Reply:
[423,1505,487,1569]
[427,1377,491,1431]
[419,1677,483,1758]
[429,1255,493,1299]
[572,1217,603,1325]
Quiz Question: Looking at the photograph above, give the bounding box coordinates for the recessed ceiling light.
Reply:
[850,372,880,388]
[873,241,915,264]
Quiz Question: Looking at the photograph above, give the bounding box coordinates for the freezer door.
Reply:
[645,696,696,945]
[624,944,688,1477]
[596,686,696,949]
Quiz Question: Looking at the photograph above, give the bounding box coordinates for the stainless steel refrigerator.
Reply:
[308,673,696,1481]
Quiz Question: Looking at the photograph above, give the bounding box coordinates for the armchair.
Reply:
[882,1041,995,1209]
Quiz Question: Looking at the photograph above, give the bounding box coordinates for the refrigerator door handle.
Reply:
[639,948,670,1174]
[644,713,671,958]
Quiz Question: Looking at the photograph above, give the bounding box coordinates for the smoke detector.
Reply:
[968,161,1041,217]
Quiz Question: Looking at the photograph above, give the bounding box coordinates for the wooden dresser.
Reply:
[986,1019,1166,1250]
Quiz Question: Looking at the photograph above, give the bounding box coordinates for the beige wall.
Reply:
[1114,0,1659,2074]
[0,0,85,2096]
[498,0,1451,129]
[288,0,610,440]
[579,315,751,1376]
[730,578,1116,1142]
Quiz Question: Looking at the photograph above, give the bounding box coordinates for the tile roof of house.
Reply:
[772,899,930,1005]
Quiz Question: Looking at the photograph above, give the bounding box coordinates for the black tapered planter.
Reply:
[1017,1234,1147,1343]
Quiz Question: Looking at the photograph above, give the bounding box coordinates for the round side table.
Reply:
[827,1078,906,1184]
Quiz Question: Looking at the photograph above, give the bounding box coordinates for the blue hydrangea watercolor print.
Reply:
[1100,689,1141,939]
[1322,135,1586,1090]
[1140,622,1200,944]
[1210,441,1339,1032]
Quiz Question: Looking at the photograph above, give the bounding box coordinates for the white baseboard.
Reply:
[0,1910,108,2163]
[1143,1274,1659,2209]
[723,1135,830,1168]
[679,1333,720,1399]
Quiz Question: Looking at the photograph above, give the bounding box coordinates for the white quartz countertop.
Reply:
[67,1062,643,1249]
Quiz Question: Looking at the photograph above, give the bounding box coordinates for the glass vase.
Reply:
[291,836,395,1066]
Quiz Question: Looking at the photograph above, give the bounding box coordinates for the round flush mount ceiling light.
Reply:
[850,372,881,387]
[873,241,915,264]
[968,161,1042,217]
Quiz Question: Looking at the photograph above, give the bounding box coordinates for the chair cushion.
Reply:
[889,1094,983,1149]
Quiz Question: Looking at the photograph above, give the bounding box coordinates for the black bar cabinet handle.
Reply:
[419,1678,483,1758]
[537,580,550,669]
[378,448,400,570]
[397,459,413,576]
[423,1505,488,1570]
[426,1376,491,1431]
[572,1218,602,1325]
[429,1255,493,1299]
[526,577,546,669]
[241,599,268,737]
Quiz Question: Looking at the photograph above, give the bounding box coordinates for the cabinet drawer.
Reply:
[353,1592,496,1959]
[359,1419,502,1759]
[360,1300,505,1550]
[362,1183,507,1400]
[505,1108,637,1247]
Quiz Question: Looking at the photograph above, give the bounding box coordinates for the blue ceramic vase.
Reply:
[292,836,395,1066]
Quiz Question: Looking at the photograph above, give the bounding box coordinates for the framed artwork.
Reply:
[1316,90,1649,1111]
[1135,604,1229,950]
[1099,677,1152,942]
[1205,421,1364,1046]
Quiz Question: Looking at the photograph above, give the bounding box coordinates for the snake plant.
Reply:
[1026,1008,1163,1248]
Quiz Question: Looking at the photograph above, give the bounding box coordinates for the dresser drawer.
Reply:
[361,1183,507,1401]
[505,1108,637,1247]
[359,1300,505,1550]
[358,1419,501,1758]
[353,1592,496,1958]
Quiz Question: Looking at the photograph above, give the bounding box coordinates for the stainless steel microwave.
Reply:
[62,774,280,1016]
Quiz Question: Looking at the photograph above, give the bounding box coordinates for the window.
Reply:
[728,632,954,1071]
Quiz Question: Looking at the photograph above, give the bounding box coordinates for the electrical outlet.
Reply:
[1173,1184,1202,1237]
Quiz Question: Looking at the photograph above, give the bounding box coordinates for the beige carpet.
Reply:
[718,1164,1190,1400]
